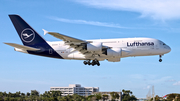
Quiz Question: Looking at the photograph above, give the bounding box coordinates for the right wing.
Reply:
[4,43,40,51]
[43,29,87,44]
[43,29,109,59]
[43,29,92,53]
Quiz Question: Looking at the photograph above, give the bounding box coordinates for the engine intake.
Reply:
[85,42,102,52]
[104,48,122,57]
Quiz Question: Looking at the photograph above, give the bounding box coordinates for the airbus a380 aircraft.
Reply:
[5,15,171,66]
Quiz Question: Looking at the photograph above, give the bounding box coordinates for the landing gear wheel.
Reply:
[83,59,100,66]
[83,61,87,65]
[91,60,96,66]
[159,59,162,62]
[83,60,91,65]
[88,61,91,65]
[97,63,100,66]
[159,55,163,62]
[96,61,100,66]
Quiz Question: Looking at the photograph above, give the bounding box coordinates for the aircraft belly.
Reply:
[128,48,159,56]
[57,51,68,58]
[62,52,86,60]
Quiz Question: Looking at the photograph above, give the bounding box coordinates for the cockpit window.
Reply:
[159,40,166,45]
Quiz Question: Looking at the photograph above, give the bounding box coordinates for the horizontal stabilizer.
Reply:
[4,43,40,51]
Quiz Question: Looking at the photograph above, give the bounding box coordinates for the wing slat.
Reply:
[44,30,87,43]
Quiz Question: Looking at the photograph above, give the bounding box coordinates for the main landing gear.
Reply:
[83,60,100,66]
[159,55,162,62]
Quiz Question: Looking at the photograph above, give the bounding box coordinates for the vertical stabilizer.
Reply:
[9,15,46,46]
[8,15,63,59]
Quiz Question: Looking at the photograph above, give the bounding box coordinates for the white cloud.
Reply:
[1,78,56,85]
[166,79,176,82]
[129,74,144,79]
[143,85,151,89]
[49,16,127,28]
[148,76,172,84]
[129,74,157,80]
[129,74,172,84]
[147,85,151,89]
[173,81,180,86]
[75,0,180,20]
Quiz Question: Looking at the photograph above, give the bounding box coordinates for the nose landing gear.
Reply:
[83,60,100,66]
[159,55,162,62]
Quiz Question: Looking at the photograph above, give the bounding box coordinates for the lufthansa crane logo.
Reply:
[21,28,35,43]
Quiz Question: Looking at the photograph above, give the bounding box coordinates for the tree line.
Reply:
[0,89,137,101]
[150,93,180,101]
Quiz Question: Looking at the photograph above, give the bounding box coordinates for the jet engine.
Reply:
[84,42,102,52]
[104,48,122,57]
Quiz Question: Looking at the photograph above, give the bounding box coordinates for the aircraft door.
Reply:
[49,49,53,54]
[155,42,159,49]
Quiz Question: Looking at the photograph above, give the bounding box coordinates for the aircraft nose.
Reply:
[165,45,171,53]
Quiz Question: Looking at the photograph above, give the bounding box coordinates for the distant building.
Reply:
[50,84,99,96]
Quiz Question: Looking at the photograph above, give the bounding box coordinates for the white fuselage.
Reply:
[7,15,171,65]
[47,38,171,62]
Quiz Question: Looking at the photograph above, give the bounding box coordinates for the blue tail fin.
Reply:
[9,15,46,46]
[9,15,63,59]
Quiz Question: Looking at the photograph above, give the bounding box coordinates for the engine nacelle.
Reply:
[107,58,121,62]
[85,42,102,52]
[105,48,122,57]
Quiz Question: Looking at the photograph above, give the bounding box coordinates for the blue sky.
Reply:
[0,0,180,98]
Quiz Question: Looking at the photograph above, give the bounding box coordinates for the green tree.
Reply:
[31,90,39,96]
[86,95,95,101]
[167,93,180,101]
[177,94,180,101]
[71,94,85,101]
[150,95,161,101]
[110,92,119,100]
[51,91,61,97]
[122,89,137,101]
[25,97,31,101]
[30,90,39,101]
[4,97,9,101]
[167,93,177,101]
[21,92,25,98]
[58,96,68,101]
[15,91,21,97]
[26,92,30,97]
[102,94,108,101]
[0,92,3,98]
[3,92,7,98]
[42,91,61,101]
[95,93,102,100]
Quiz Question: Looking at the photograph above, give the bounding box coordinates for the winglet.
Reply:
[42,29,48,35]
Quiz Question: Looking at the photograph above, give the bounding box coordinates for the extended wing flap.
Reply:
[4,43,40,51]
